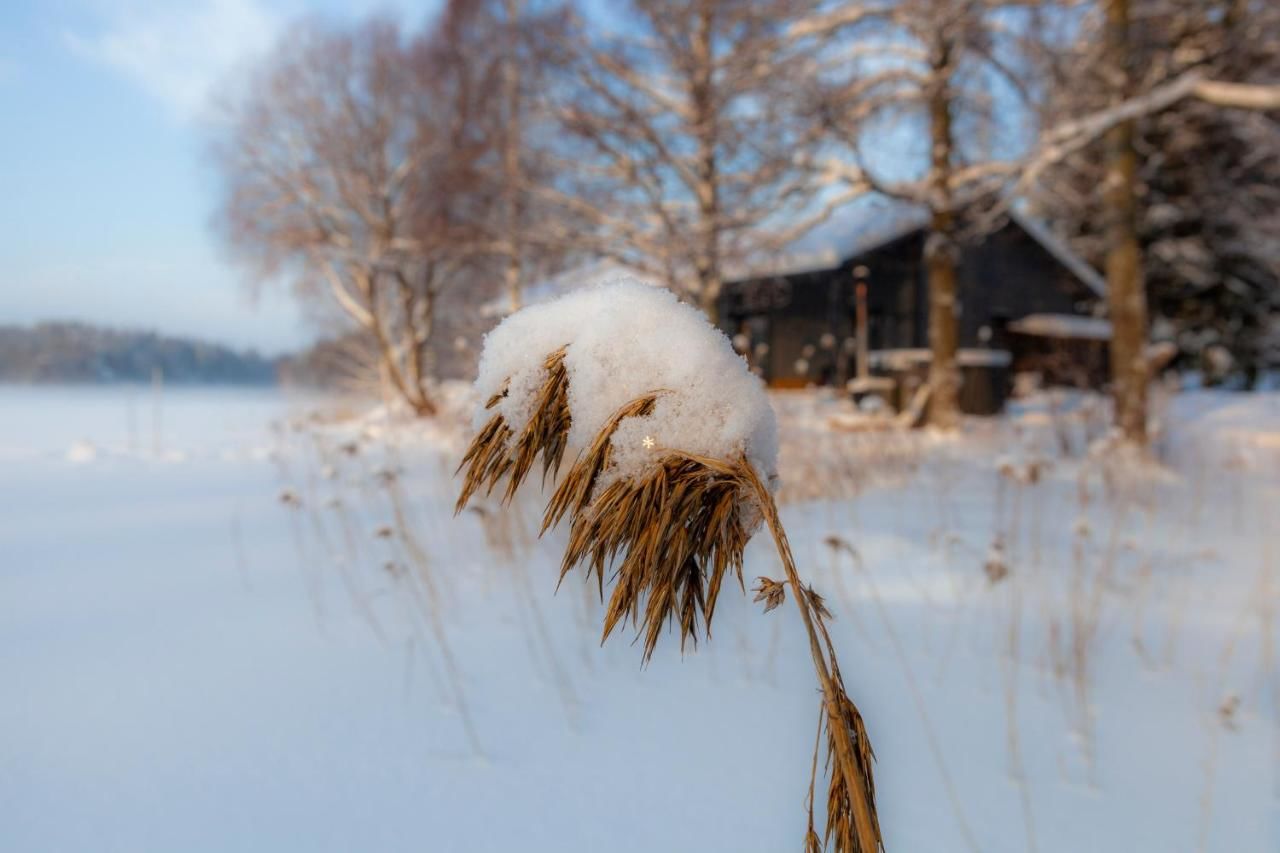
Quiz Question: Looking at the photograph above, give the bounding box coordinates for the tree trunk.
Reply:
[396,271,438,417]
[1103,0,1148,444]
[504,251,522,316]
[691,0,722,327]
[365,272,434,417]
[697,267,723,326]
[503,0,524,315]
[925,37,961,430]
[372,317,434,416]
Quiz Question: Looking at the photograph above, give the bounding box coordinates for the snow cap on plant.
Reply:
[454,278,881,852]
[456,278,779,658]
[470,278,778,488]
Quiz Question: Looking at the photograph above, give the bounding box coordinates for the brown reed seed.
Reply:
[454,348,570,514]
[542,393,660,535]
[555,451,749,659]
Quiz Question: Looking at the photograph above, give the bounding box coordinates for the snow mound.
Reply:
[65,440,97,463]
[474,278,778,483]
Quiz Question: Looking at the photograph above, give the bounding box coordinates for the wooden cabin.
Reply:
[718,210,1109,413]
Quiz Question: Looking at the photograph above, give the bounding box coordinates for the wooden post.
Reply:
[854,265,870,382]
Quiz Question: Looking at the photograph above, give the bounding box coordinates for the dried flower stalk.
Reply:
[455,350,882,852]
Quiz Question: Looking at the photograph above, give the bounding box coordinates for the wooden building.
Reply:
[718,210,1109,412]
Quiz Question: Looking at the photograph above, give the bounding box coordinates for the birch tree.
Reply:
[1031,0,1280,406]
[433,0,576,315]
[552,0,869,323]
[900,0,1280,437]
[212,17,495,415]
[815,0,1041,428]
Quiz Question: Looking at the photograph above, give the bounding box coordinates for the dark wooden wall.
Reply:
[955,225,1095,352]
[719,220,1100,387]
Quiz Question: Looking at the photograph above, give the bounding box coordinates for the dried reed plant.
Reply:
[455,350,883,853]
[455,347,570,513]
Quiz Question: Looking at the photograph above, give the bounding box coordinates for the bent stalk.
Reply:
[740,460,883,853]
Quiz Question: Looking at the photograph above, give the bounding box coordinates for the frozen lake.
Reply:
[1,385,1276,851]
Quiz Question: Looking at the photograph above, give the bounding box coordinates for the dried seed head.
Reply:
[454,327,881,851]
[541,392,660,535]
[556,444,757,661]
[823,666,882,853]
[805,585,834,621]
[983,536,1009,584]
[1219,694,1240,730]
[457,346,766,662]
[455,348,571,514]
[753,576,787,613]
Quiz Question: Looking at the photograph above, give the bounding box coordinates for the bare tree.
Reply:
[1097,0,1148,442]
[501,0,529,313]
[815,0,1042,428]
[896,0,1280,441]
[821,0,1278,433]
[551,0,868,323]
[432,0,577,316]
[1028,0,1280,417]
[211,17,495,414]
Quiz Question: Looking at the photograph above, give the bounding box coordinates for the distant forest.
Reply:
[0,322,280,385]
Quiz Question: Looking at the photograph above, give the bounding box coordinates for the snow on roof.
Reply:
[732,206,1108,299]
[748,206,927,279]
[828,209,930,262]
[1008,313,1112,340]
[723,248,841,280]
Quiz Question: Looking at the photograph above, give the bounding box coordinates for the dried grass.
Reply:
[562,451,752,659]
[454,346,883,852]
[455,347,570,513]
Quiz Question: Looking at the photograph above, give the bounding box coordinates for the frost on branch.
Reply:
[472,278,778,492]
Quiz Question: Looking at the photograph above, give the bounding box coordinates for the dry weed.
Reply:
[455,349,884,853]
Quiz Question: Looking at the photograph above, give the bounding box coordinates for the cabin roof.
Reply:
[732,209,1108,298]
[1007,212,1107,298]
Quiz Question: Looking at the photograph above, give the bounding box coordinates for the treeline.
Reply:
[208,0,1280,442]
[0,322,278,385]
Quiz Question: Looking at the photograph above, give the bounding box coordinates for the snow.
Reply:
[1008,313,1113,340]
[1,384,1277,852]
[65,439,98,463]
[750,207,1108,299]
[847,376,897,394]
[475,278,779,482]
[867,347,1013,369]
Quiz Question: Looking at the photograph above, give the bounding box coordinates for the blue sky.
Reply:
[0,0,440,355]
[0,1,1026,355]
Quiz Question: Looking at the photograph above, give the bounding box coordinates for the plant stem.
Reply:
[740,461,882,852]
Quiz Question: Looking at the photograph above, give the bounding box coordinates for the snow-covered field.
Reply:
[2,384,1277,852]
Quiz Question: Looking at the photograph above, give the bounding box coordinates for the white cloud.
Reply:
[64,0,282,121]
